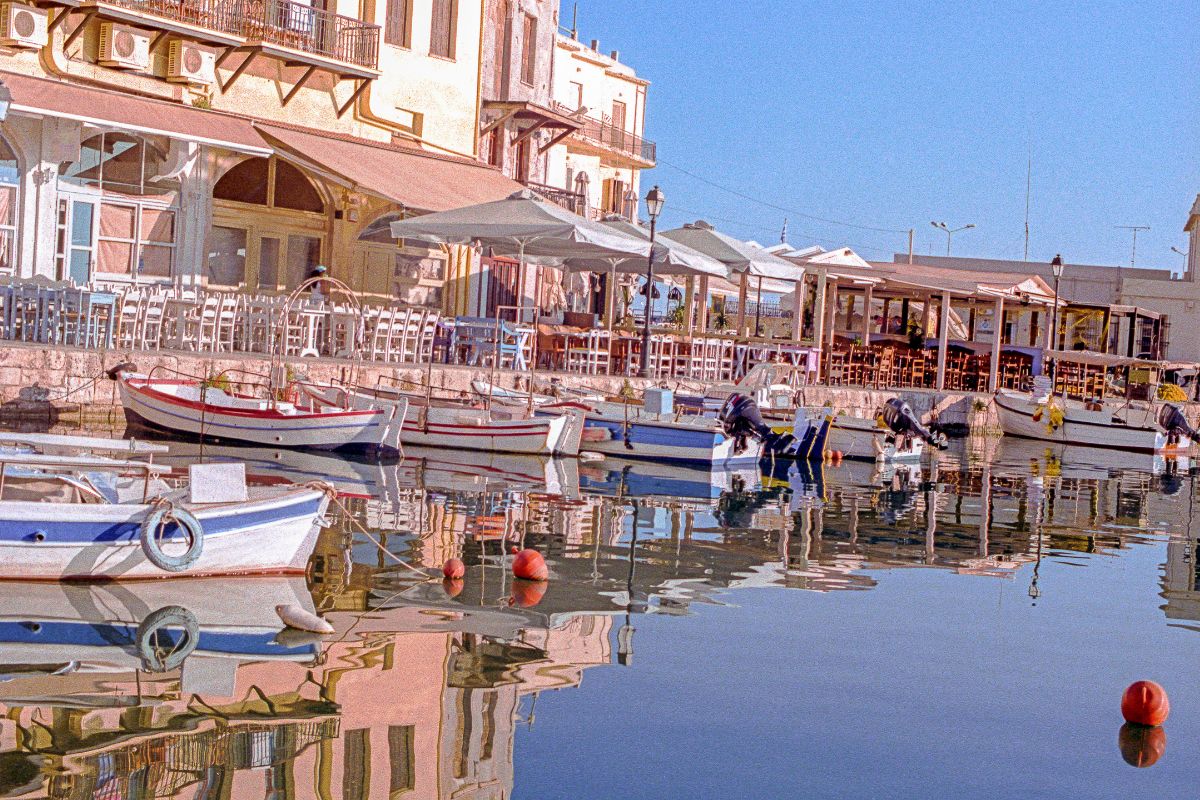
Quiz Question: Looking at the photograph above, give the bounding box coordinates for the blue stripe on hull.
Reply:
[0,620,317,657]
[0,496,323,545]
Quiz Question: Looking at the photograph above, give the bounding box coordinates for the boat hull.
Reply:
[118,375,404,453]
[994,391,1183,453]
[401,406,577,456]
[548,409,763,465]
[0,487,328,580]
[824,416,923,462]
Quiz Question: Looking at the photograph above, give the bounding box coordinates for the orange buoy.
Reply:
[1119,722,1166,767]
[512,548,548,581]
[1121,680,1170,727]
[442,558,465,580]
[510,578,548,608]
[442,577,464,598]
[831,450,843,462]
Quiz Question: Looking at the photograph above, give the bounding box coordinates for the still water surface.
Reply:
[0,427,1197,798]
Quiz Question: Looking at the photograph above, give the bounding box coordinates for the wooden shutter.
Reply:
[430,0,455,58]
[520,13,537,85]
[384,0,408,46]
[609,101,627,149]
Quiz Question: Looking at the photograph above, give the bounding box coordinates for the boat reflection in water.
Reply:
[0,421,1197,796]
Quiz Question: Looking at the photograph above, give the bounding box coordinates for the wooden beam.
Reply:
[510,118,549,146]
[281,65,319,106]
[538,126,575,154]
[61,9,95,51]
[790,277,806,343]
[335,78,371,118]
[988,296,1005,392]
[148,29,170,52]
[47,7,72,34]
[480,107,519,137]
[935,292,950,391]
[217,49,256,92]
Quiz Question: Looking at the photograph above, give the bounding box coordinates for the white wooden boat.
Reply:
[114,370,407,454]
[994,389,1196,454]
[328,384,583,456]
[824,413,925,462]
[0,448,330,580]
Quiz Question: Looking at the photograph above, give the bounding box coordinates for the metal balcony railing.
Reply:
[100,0,380,69]
[551,103,656,164]
[525,181,589,217]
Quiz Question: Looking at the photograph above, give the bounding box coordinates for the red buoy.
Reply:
[442,577,464,598]
[511,548,548,581]
[442,558,465,580]
[510,578,548,608]
[1121,680,1170,727]
[1119,723,1166,767]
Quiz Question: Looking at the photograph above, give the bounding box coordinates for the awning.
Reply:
[255,123,526,212]
[0,70,268,154]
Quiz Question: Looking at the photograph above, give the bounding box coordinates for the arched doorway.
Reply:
[206,156,328,290]
[57,132,179,284]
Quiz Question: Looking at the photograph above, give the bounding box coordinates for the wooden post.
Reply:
[921,294,932,338]
[812,269,828,350]
[935,292,950,391]
[683,276,696,337]
[861,285,874,342]
[824,280,839,353]
[735,272,749,336]
[697,276,709,332]
[790,277,806,342]
[988,296,1005,392]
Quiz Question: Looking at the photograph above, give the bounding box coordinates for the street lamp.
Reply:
[639,185,665,378]
[1049,254,1064,369]
[930,221,975,256]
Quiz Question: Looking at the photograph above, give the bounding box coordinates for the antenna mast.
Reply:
[1114,225,1150,268]
[1023,157,1031,261]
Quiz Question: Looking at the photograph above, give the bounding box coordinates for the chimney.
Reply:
[590,38,599,51]
[610,50,619,61]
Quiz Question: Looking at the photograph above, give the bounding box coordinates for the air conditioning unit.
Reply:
[166,39,215,85]
[0,4,48,49]
[98,22,149,69]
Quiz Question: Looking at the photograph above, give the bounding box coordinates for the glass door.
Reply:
[56,197,97,285]
[258,235,281,290]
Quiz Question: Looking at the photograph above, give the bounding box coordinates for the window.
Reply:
[609,101,627,149]
[63,132,176,198]
[205,225,248,286]
[384,0,409,47]
[429,0,456,59]
[343,728,370,800]
[213,157,325,214]
[519,13,537,85]
[568,81,583,110]
[0,136,18,275]
[388,726,415,796]
[96,201,176,277]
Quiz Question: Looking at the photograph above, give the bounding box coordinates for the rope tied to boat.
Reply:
[306,482,436,581]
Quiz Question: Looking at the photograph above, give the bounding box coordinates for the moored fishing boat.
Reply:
[994,388,1198,453]
[0,446,331,580]
[112,367,407,454]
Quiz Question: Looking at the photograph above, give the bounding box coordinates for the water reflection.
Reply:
[1,424,1200,795]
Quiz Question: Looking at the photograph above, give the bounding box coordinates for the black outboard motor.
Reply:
[718,393,795,456]
[881,398,947,449]
[1157,404,1200,444]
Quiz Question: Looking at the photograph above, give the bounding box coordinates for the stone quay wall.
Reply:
[0,340,1009,432]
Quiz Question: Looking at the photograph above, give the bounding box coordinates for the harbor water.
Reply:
[0,426,1197,798]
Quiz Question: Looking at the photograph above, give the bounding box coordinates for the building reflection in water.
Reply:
[0,431,1193,797]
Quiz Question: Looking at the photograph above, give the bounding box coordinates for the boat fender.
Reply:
[136,606,199,672]
[140,501,204,573]
[275,604,335,634]
[581,427,612,443]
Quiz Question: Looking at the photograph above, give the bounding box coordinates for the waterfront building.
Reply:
[0,0,524,307]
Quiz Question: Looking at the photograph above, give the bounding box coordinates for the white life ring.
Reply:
[140,503,204,573]
[137,605,199,672]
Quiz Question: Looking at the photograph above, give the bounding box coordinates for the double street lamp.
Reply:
[639,185,665,378]
[930,220,975,256]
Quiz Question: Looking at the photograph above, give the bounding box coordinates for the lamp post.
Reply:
[930,221,975,256]
[1049,254,1064,379]
[639,185,665,378]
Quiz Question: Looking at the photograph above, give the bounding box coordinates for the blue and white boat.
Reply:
[0,439,331,581]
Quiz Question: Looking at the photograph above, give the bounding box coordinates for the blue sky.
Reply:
[571,1,1198,270]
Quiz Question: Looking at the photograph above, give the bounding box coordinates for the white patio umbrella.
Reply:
[661,221,807,335]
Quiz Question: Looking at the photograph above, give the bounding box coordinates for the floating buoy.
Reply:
[442,558,465,579]
[275,604,334,634]
[1122,680,1170,726]
[1119,722,1166,767]
[510,578,548,608]
[831,450,843,462]
[443,577,464,598]
[511,548,549,581]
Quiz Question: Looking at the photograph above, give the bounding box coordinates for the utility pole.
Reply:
[907,228,914,264]
[1115,225,1149,268]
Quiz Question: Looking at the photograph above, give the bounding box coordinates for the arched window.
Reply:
[0,136,18,274]
[213,157,324,214]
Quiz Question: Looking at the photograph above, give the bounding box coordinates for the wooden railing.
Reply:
[102,0,380,69]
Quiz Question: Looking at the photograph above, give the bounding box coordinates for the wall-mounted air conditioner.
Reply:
[166,39,215,85]
[98,22,150,70]
[0,4,48,49]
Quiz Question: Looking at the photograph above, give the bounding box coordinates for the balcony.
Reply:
[552,104,656,167]
[77,0,380,73]
[526,181,589,217]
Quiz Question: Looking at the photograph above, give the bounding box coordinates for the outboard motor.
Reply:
[1157,404,1200,444]
[881,398,947,449]
[718,393,795,456]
